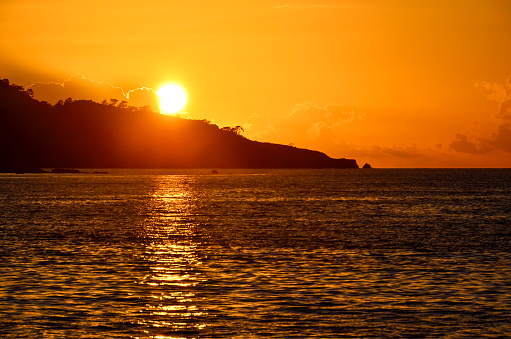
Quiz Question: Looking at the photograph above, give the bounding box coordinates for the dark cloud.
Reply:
[450,134,489,154]
[491,123,511,153]
[497,98,511,120]
[451,76,511,154]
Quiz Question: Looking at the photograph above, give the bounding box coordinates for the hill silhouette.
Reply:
[0,78,358,172]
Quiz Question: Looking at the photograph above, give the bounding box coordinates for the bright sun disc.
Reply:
[157,84,187,114]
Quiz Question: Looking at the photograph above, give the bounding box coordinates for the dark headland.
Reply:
[0,79,359,172]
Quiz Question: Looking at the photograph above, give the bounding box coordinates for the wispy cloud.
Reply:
[273,3,342,10]
[241,102,363,157]
[289,102,363,142]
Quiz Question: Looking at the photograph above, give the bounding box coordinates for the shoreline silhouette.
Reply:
[0,78,359,172]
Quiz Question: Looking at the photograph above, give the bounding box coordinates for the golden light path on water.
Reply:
[137,176,207,338]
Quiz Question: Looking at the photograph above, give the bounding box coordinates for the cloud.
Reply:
[126,87,159,111]
[28,74,159,110]
[243,113,275,139]
[285,102,362,142]
[475,81,509,103]
[451,76,511,154]
[273,4,342,10]
[291,102,358,123]
[450,134,490,154]
[491,123,511,153]
[29,74,126,104]
[474,76,511,121]
[497,97,511,121]
[351,144,422,159]
[242,102,362,148]
[373,145,420,158]
[240,102,363,160]
[450,126,511,155]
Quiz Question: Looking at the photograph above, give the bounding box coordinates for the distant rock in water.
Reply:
[1,166,48,174]
[50,168,81,173]
[362,163,372,169]
[0,78,359,170]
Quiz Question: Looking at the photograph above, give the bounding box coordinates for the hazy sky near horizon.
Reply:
[1,0,511,167]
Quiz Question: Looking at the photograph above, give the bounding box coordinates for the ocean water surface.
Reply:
[1,169,510,338]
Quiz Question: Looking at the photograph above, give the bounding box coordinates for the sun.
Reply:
[157,84,187,114]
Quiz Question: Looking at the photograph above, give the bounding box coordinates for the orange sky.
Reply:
[1,0,511,167]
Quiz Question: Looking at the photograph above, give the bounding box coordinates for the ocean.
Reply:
[1,169,510,338]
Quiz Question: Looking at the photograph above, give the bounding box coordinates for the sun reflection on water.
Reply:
[137,176,207,337]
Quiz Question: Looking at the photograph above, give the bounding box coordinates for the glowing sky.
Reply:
[1,0,511,167]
